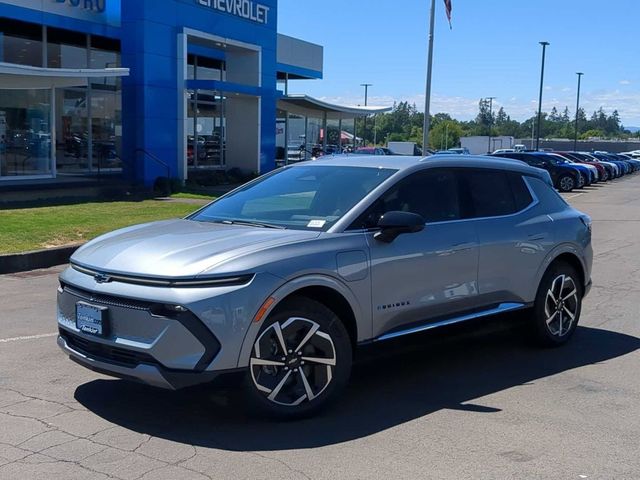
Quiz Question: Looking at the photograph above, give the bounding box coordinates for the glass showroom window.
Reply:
[54,88,89,173]
[0,89,52,178]
[306,115,323,159]
[47,28,87,69]
[286,114,306,163]
[188,55,226,81]
[0,18,43,67]
[187,90,226,169]
[90,36,122,171]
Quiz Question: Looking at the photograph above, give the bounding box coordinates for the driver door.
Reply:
[358,168,480,338]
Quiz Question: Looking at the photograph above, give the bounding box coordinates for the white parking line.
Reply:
[566,193,584,199]
[0,333,58,344]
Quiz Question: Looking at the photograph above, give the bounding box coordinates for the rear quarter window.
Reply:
[526,176,568,209]
[510,173,534,211]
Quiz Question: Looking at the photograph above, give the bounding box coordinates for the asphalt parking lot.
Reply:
[1,177,640,480]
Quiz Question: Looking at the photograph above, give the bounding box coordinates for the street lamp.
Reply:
[486,96,496,154]
[360,83,373,106]
[574,72,584,151]
[536,41,550,151]
[361,83,373,146]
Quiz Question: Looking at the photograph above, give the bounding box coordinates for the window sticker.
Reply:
[308,220,326,228]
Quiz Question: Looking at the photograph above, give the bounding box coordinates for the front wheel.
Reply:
[245,297,352,418]
[557,174,576,192]
[530,262,583,347]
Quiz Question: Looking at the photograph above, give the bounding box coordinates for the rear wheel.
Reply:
[577,173,585,189]
[530,262,583,347]
[558,174,575,192]
[245,297,352,418]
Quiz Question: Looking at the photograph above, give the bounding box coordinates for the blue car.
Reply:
[491,152,582,192]
[592,153,630,176]
[548,153,596,186]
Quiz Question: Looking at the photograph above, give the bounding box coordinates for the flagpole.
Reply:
[422,0,436,154]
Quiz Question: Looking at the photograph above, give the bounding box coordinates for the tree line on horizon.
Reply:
[355,100,636,149]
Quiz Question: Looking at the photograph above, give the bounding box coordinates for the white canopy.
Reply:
[0,62,129,89]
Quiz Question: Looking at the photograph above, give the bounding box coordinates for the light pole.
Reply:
[422,0,437,152]
[486,96,496,154]
[361,83,372,145]
[574,72,584,152]
[535,41,550,151]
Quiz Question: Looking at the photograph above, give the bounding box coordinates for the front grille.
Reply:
[60,330,157,368]
[62,284,152,311]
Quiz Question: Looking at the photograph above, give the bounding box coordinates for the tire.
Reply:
[577,173,585,189]
[530,261,583,347]
[244,297,352,418]
[557,174,575,192]
[602,170,609,182]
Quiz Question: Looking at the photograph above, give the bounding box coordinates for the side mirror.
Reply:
[374,211,425,243]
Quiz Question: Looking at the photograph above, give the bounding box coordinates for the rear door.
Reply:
[460,168,552,306]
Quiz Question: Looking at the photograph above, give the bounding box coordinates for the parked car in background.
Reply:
[555,152,609,182]
[617,153,640,171]
[354,147,394,156]
[493,148,515,155]
[592,152,630,176]
[557,152,609,181]
[57,155,593,417]
[447,147,471,155]
[491,152,582,192]
[577,152,620,178]
[548,153,597,185]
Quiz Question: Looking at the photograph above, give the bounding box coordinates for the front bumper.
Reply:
[57,280,224,389]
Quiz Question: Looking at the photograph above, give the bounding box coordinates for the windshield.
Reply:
[189,165,397,231]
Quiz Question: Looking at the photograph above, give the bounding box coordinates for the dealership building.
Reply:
[0,0,387,188]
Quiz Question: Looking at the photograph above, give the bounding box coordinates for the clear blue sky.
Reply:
[278,0,640,126]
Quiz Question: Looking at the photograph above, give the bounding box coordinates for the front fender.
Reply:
[236,273,367,368]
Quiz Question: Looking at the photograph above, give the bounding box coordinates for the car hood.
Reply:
[72,219,321,278]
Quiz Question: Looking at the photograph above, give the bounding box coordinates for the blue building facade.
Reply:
[0,0,323,186]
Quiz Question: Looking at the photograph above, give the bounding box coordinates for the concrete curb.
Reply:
[0,244,82,275]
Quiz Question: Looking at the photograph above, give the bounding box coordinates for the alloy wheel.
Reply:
[559,176,575,192]
[544,274,579,337]
[250,317,337,407]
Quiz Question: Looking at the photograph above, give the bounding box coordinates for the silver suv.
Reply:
[57,155,593,417]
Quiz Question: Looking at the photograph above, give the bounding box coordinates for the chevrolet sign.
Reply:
[197,0,271,25]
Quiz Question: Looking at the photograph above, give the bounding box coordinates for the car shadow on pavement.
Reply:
[74,321,640,451]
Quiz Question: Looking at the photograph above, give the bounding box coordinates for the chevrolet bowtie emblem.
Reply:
[94,273,112,284]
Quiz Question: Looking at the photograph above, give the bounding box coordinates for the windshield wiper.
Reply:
[219,219,287,230]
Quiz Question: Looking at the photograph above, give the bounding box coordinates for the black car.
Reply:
[491,152,581,192]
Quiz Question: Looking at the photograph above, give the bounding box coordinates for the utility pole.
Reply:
[536,41,550,151]
[574,72,584,151]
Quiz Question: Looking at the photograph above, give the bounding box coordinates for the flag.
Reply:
[443,0,452,29]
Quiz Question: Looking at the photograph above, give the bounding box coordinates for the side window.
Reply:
[464,169,517,218]
[349,169,461,229]
[524,155,542,166]
[510,173,534,211]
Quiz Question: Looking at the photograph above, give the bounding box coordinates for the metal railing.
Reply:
[134,148,171,182]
